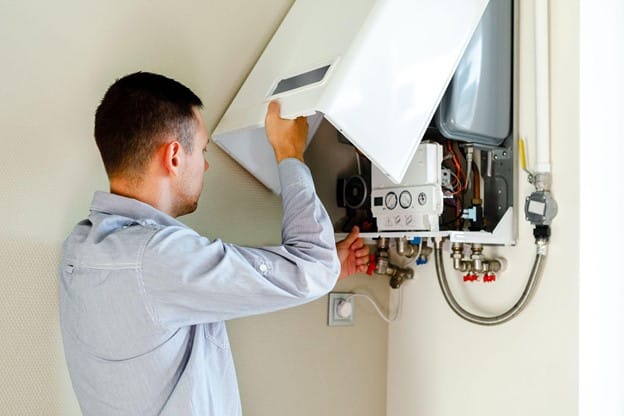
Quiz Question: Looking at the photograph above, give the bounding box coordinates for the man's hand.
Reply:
[336,226,370,279]
[265,101,307,162]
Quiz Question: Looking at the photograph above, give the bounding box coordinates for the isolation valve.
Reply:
[452,243,504,275]
[370,238,414,289]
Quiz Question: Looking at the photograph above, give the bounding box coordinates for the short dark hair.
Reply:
[94,72,203,178]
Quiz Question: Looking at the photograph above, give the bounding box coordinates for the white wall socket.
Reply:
[328,292,355,326]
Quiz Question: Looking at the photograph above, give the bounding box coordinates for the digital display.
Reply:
[271,65,331,96]
[374,197,383,206]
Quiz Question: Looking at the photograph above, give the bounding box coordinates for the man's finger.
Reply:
[356,256,369,266]
[341,225,360,246]
[267,100,281,118]
[350,238,365,250]
[354,247,369,258]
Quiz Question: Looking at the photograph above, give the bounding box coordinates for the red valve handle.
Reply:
[483,273,496,283]
[463,273,479,282]
[366,254,376,275]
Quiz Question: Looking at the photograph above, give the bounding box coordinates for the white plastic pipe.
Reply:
[534,0,552,174]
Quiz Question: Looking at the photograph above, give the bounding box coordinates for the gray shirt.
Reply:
[59,159,340,415]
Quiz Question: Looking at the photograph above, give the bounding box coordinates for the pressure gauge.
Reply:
[399,190,412,209]
[385,192,398,210]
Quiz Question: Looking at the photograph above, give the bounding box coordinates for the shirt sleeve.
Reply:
[141,158,340,328]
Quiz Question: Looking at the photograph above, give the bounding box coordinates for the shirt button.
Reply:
[259,264,268,274]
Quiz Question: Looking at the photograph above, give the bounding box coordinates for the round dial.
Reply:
[399,190,412,209]
[385,192,398,210]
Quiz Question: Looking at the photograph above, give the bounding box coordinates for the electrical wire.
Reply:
[446,142,465,191]
[447,170,463,195]
[346,287,403,324]
[439,211,464,227]
[355,150,362,176]
[444,141,466,221]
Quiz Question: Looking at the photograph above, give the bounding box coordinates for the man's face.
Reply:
[175,108,209,217]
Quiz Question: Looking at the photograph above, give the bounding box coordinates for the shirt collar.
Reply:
[89,191,189,229]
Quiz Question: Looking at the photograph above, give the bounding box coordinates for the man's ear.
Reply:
[162,141,183,175]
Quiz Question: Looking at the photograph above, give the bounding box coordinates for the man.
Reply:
[59,71,369,415]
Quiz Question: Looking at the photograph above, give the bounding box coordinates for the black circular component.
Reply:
[344,175,368,209]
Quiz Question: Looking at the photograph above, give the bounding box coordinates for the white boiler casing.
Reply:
[212,0,490,194]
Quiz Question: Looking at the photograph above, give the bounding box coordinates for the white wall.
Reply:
[387,1,580,415]
[579,1,624,415]
[0,1,387,415]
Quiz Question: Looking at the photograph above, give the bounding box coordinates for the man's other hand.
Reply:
[265,101,307,162]
[336,226,370,279]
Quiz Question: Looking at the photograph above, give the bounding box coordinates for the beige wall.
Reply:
[0,1,387,415]
[1,0,591,415]
[387,1,579,415]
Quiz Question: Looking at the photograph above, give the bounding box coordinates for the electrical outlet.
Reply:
[328,292,355,326]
